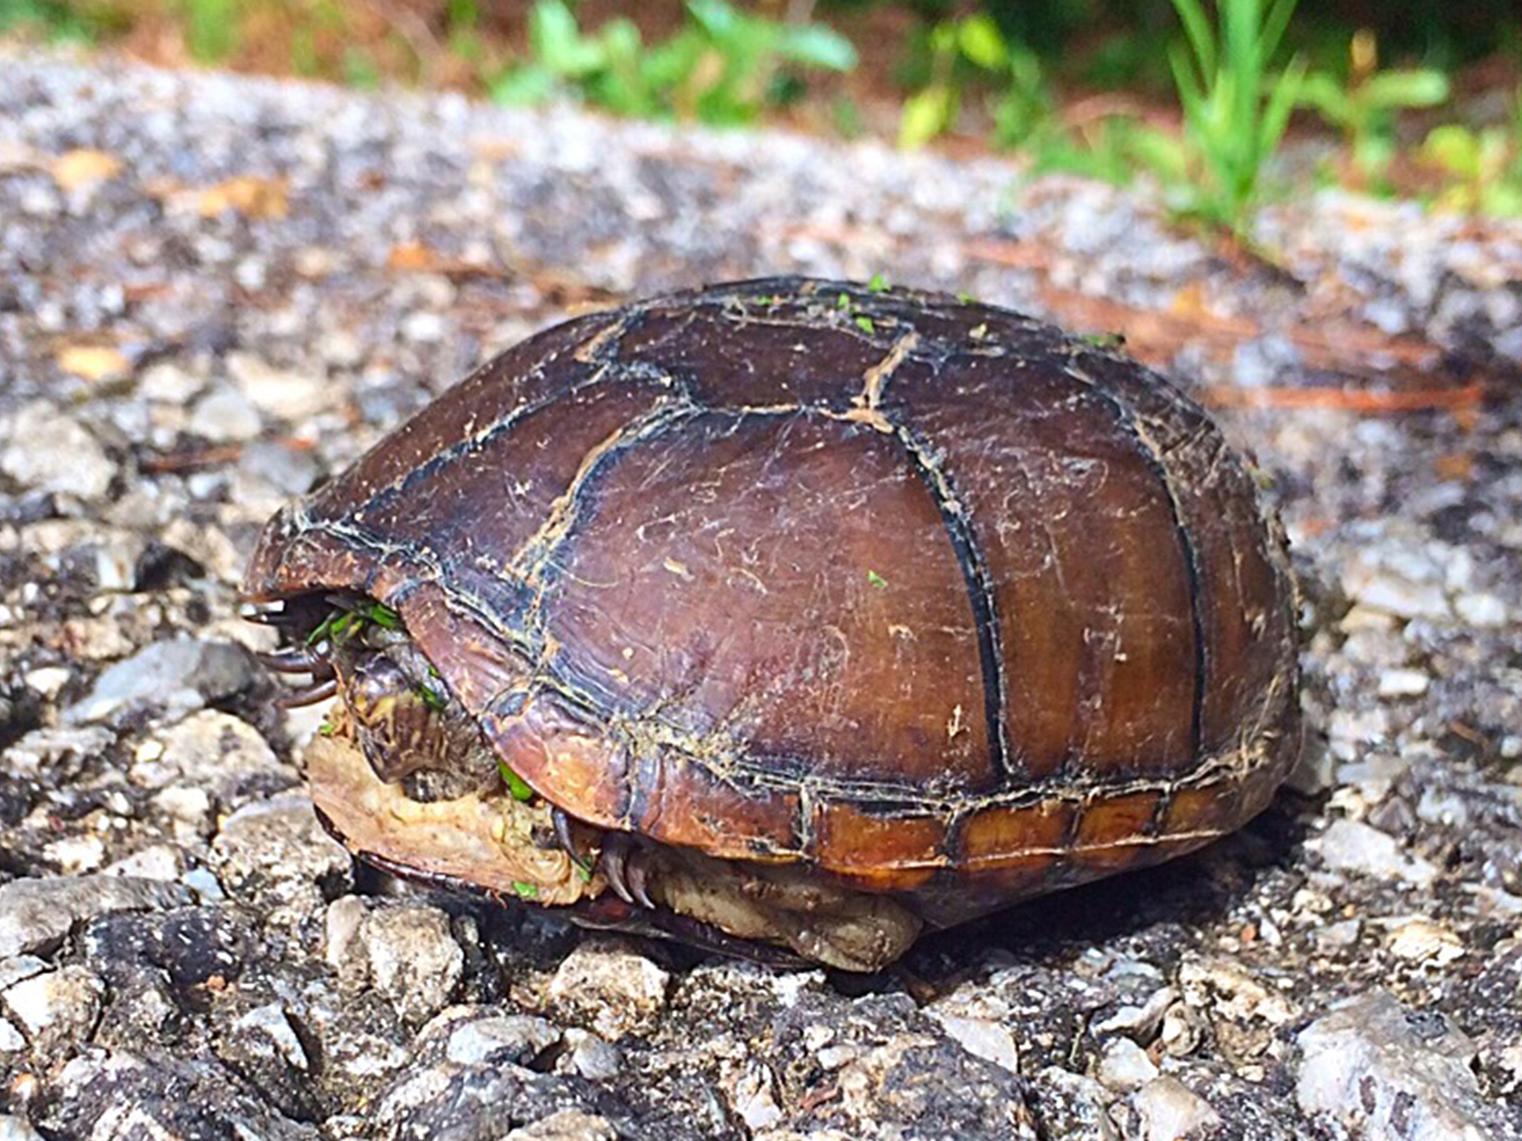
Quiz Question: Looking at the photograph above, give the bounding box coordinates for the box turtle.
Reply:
[243,276,1300,972]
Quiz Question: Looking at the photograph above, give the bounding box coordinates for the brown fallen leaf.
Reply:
[386,240,506,283]
[1433,452,1474,482]
[198,175,289,220]
[55,343,131,383]
[50,149,123,192]
[386,240,442,272]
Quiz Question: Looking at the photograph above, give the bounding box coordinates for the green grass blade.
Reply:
[1259,55,1305,166]
[1261,0,1299,64]
[1169,0,1216,81]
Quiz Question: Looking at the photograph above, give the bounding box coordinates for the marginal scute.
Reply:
[242,275,1300,928]
[1071,788,1166,872]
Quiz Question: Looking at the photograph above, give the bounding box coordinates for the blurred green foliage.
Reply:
[0,0,123,41]
[1419,95,1522,217]
[1296,29,1450,185]
[2,0,1519,226]
[490,0,857,125]
[1161,0,1304,231]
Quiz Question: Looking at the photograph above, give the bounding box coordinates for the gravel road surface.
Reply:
[1,56,1520,1140]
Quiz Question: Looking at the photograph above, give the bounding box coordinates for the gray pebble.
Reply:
[356,905,464,1024]
[0,876,191,959]
[2,965,105,1055]
[546,939,670,1041]
[444,1012,561,1067]
[1298,990,1505,1140]
[189,387,263,443]
[66,638,261,725]
[0,403,115,499]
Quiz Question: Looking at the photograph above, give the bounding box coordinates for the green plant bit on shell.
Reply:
[497,759,536,802]
[359,600,401,629]
[511,880,540,900]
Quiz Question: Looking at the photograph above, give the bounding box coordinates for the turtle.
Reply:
[242,276,1300,972]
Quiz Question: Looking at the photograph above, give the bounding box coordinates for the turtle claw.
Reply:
[626,857,656,911]
[602,835,634,904]
[552,806,595,877]
[242,602,294,626]
[276,676,338,708]
[598,833,657,911]
[258,646,334,676]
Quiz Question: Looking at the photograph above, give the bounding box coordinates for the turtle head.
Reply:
[336,650,454,785]
[258,593,499,801]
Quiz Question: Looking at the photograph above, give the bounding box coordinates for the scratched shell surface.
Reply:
[244,277,1300,923]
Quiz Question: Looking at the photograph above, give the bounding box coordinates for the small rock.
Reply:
[44,1047,317,1138]
[1285,736,1336,796]
[213,794,351,923]
[1091,986,1177,1044]
[189,387,263,442]
[157,518,245,583]
[1096,1037,1158,1092]
[359,905,463,1024]
[1377,667,1430,698]
[0,1115,44,1141]
[1313,919,1362,953]
[727,1060,784,1131]
[1335,752,1410,805]
[929,1012,1019,1074]
[0,1019,26,1053]
[228,352,331,419]
[153,785,214,830]
[1178,958,1294,1028]
[562,1029,621,1081]
[442,1012,560,1067]
[401,311,447,343]
[1383,917,1464,966]
[0,958,50,993]
[0,403,115,499]
[504,1111,617,1141]
[1453,592,1508,628]
[234,440,320,499]
[138,361,205,404]
[1311,818,1438,887]
[324,895,369,975]
[92,531,146,592]
[2,965,105,1054]
[1297,989,1499,1140]
[1029,1067,1118,1140]
[546,939,670,1041]
[43,835,105,876]
[1339,539,1454,622]
[1157,1003,1206,1059]
[180,867,225,902]
[1130,1076,1220,1141]
[0,875,191,958]
[66,639,260,725]
[317,328,364,367]
[136,709,286,798]
[233,1003,311,1072]
[1,730,101,786]
[22,667,70,700]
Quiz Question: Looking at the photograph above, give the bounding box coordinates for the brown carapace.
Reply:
[243,277,1300,971]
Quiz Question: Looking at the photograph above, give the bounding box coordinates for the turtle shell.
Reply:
[244,276,1299,926]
